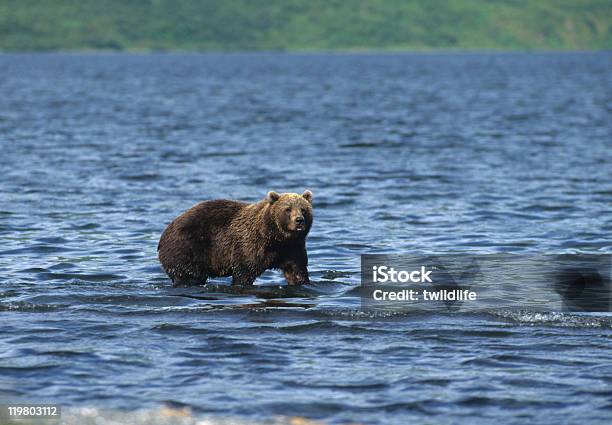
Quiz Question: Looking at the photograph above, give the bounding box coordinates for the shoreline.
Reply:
[0,48,609,55]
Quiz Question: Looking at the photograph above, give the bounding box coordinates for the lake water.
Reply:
[0,52,611,424]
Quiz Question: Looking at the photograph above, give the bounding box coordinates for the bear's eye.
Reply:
[285,207,292,213]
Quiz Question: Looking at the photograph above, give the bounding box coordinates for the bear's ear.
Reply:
[302,190,313,204]
[266,191,281,204]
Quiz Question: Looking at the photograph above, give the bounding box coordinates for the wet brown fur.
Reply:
[158,191,313,286]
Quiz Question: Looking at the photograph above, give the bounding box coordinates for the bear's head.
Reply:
[266,190,313,238]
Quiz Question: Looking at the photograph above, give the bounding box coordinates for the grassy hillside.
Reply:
[0,0,610,51]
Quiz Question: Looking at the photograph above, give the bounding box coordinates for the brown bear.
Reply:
[157,190,313,286]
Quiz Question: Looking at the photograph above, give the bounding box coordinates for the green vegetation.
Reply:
[0,0,610,51]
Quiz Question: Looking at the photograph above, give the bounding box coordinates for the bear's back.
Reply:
[186,199,246,229]
[163,200,246,242]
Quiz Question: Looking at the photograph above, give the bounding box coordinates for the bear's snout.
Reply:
[293,214,307,231]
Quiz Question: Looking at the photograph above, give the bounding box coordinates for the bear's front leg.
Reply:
[282,261,310,285]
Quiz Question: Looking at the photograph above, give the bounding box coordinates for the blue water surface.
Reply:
[0,52,611,424]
